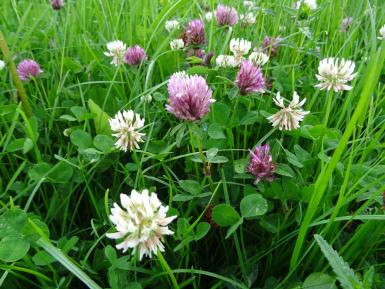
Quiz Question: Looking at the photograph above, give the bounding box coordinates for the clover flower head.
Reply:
[236,60,265,95]
[248,51,269,66]
[104,40,127,66]
[216,4,238,26]
[170,39,185,50]
[107,189,177,260]
[165,20,180,32]
[17,59,43,81]
[247,144,275,184]
[216,55,237,68]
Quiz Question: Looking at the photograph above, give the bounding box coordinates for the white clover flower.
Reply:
[229,38,252,57]
[243,1,254,8]
[268,91,309,131]
[315,58,357,92]
[165,20,180,32]
[295,0,317,10]
[107,189,177,260]
[170,39,185,50]
[205,11,214,22]
[378,24,385,40]
[248,51,269,66]
[109,110,145,152]
[240,12,256,25]
[104,40,127,66]
[0,60,5,71]
[216,55,237,68]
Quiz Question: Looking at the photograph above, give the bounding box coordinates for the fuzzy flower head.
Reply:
[315,58,356,92]
[243,1,255,8]
[240,12,256,25]
[248,144,275,184]
[109,110,145,152]
[166,71,214,121]
[0,60,5,71]
[17,59,43,81]
[340,17,353,32]
[165,20,180,32]
[216,55,237,68]
[230,38,252,57]
[295,0,317,10]
[51,0,64,10]
[236,61,264,95]
[205,12,214,22]
[124,45,147,66]
[170,39,185,50]
[378,24,385,40]
[104,40,127,66]
[186,19,205,46]
[215,4,238,26]
[248,51,269,66]
[262,36,280,57]
[268,91,309,130]
[106,189,177,260]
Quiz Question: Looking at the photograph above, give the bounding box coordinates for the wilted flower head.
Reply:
[262,36,280,57]
[166,71,214,121]
[0,60,5,71]
[295,0,317,10]
[165,20,180,32]
[186,19,205,45]
[315,58,356,92]
[236,61,264,95]
[248,51,269,66]
[104,40,127,66]
[340,17,353,32]
[124,45,147,66]
[240,12,256,25]
[205,12,214,22]
[106,189,177,260]
[378,24,385,40]
[216,55,237,68]
[17,59,43,81]
[51,0,64,10]
[247,144,275,184]
[109,110,145,152]
[268,91,309,130]
[170,39,185,50]
[216,4,238,26]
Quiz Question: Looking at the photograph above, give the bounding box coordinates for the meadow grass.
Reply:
[0,0,385,288]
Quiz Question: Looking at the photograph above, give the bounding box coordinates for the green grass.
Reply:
[1,0,385,288]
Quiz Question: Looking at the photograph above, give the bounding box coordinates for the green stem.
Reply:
[157,250,179,289]
[323,90,334,127]
[0,31,32,118]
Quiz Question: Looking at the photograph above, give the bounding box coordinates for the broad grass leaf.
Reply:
[88,99,112,135]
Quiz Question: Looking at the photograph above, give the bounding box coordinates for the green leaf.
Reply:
[88,99,112,135]
[93,135,114,152]
[212,204,241,227]
[195,222,210,241]
[49,162,73,183]
[70,130,93,150]
[0,235,30,262]
[179,180,200,195]
[240,111,261,125]
[28,162,52,182]
[211,103,230,126]
[240,194,268,218]
[127,282,142,289]
[225,217,243,239]
[208,123,226,139]
[314,235,363,289]
[6,138,25,152]
[234,158,249,174]
[0,208,27,238]
[32,251,55,266]
[303,272,337,289]
[23,138,34,154]
[275,163,295,177]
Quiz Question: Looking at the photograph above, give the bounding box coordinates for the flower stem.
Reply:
[323,90,334,127]
[0,31,32,118]
[157,250,179,289]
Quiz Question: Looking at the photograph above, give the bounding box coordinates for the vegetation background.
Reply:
[0,0,384,288]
